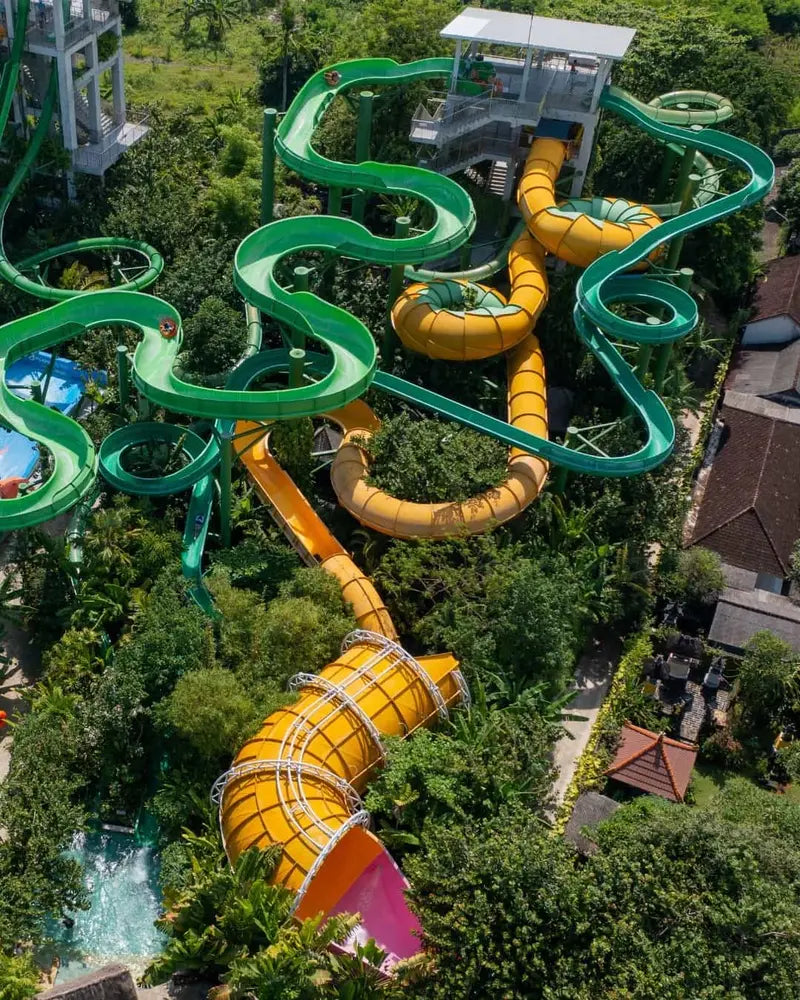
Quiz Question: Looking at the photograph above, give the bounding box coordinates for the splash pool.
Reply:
[44,830,166,984]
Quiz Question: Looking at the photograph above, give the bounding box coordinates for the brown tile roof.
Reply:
[688,405,800,577]
[749,255,800,326]
[604,723,697,803]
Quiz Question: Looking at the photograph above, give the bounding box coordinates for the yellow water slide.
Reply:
[517,137,662,267]
[218,133,663,948]
[218,412,468,954]
[332,229,550,538]
[217,628,467,889]
[236,405,396,639]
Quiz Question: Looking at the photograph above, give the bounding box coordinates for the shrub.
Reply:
[182,296,246,377]
[774,133,800,165]
[664,546,725,607]
[269,419,315,496]
[157,667,260,761]
[364,411,507,504]
[0,952,39,1000]
[702,727,745,769]
[778,742,800,783]
[736,631,800,740]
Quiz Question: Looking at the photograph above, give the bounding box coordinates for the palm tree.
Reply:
[192,0,240,44]
[58,261,110,291]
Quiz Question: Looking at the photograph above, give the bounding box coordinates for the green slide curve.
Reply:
[0,58,773,534]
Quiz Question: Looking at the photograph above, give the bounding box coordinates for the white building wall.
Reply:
[742,315,800,346]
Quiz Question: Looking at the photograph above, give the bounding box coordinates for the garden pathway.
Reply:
[549,637,621,811]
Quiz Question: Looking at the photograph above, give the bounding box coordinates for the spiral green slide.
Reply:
[0,55,773,537]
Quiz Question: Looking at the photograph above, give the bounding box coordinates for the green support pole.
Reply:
[459,241,471,270]
[672,135,698,205]
[634,341,654,381]
[654,145,679,203]
[665,173,702,271]
[384,215,410,365]
[328,186,342,216]
[261,108,277,226]
[219,433,232,549]
[41,349,57,404]
[653,268,693,393]
[116,344,129,412]
[292,265,310,352]
[289,347,306,388]
[351,91,374,224]
[553,427,575,494]
[30,379,42,404]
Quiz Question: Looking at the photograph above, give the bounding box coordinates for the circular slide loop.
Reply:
[648,90,733,126]
[98,422,220,496]
[13,237,164,300]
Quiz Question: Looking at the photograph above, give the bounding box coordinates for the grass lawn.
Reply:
[123,0,264,114]
[691,759,800,808]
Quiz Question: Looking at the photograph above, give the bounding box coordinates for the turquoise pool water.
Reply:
[44,830,166,983]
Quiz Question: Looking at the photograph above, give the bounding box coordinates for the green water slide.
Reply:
[0,55,774,533]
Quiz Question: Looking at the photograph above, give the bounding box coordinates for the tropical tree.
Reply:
[157,667,260,761]
[192,0,241,43]
[662,545,725,608]
[144,840,368,995]
[735,631,800,740]
[0,951,40,1000]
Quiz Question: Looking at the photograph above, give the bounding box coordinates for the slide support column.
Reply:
[290,266,309,386]
[352,91,374,224]
[219,431,233,549]
[653,268,693,393]
[116,344,130,412]
[553,426,575,494]
[654,145,679,203]
[665,173,702,271]
[261,108,277,226]
[384,215,410,365]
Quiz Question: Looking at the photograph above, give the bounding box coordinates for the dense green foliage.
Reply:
[182,295,247,377]
[405,787,800,999]
[735,631,800,741]
[661,545,725,607]
[364,413,507,504]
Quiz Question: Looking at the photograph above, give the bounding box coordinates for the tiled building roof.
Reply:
[604,723,697,802]
[749,254,800,326]
[688,404,800,577]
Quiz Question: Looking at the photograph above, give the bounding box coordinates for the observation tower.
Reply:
[0,0,146,178]
[410,7,636,199]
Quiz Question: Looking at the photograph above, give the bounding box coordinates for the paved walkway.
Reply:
[550,637,622,809]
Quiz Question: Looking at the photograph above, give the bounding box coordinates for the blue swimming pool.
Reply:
[43,830,166,984]
[0,352,106,481]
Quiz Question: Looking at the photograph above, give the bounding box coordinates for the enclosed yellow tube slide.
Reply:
[330,334,548,538]
[518,137,662,267]
[216,629,468,893]
[391,230,548,361]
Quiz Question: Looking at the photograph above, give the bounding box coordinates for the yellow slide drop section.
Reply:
[518,137,661,267]
[236,404,396,639]
[218,630,467,892]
